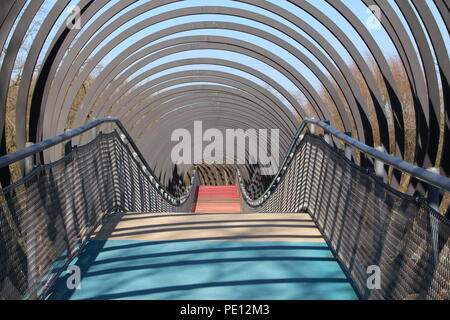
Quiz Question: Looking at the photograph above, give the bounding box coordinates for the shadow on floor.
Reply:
[47,212,357,300]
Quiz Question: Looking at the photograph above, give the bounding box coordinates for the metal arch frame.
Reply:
[117,81,296,132]
[4,0,358,152]
[26,0,98,144]
[433,0,450,32]
[364,0,437,170]
[108,73,298,134]
[0,0,448,188]
[143,113,283,184]
[395,0,442,166]
[81,29,356,135]
[410,0,450,174]
[127,89,298,159]
[324,0,405,159]
[195,164,236,186]
[233,1,375,143]
[121,84,296,144]
[81,43,316,125]
[0,1,22,28]
[75,34,351,134]
[124,86,294,174]
[245,0,443,167]
[285,0,390,149]
[50,20,336,141]
[135,101,292,154]
[14,1,73,151]
[82,40,321,131]
[43,5,370,144]
[30,0,121,145]
[120,84,301,128]
[149,118,286,183]
[93,60,304,129]
[131,91,294,139]
[0,0,45,144]
[93,59,308,127]
[126,93,293,171]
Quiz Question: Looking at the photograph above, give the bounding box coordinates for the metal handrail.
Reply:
[0,118,118,168]
[1,117,449,203]
[0,117,197,205]
[305,118,450,193]
[238,118,450,207]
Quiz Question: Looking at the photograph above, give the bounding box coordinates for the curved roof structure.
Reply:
[0,0,448,191]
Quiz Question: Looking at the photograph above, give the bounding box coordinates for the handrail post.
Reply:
[106,121,113,133]
[24,142,37,297]
[91,118,97,140]
[24,142,34,175]
[309,120,316,135]
[427,167,441,212]
[120,133,127,144]
[374,146,386,182]
[344,132,352,161]
[427,167,441,267]
[64,129,72,156]
[323,121,331,145]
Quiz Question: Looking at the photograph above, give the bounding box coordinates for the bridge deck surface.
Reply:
[48,212,357,300]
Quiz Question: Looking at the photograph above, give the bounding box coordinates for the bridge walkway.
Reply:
[47,187,357,300]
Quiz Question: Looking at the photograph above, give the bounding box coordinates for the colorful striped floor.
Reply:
[193,186,241,213]
[47,212,357,300]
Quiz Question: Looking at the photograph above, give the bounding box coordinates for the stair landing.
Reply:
[193,186,241,213]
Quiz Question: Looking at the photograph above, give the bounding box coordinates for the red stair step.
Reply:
[193,186,241,213]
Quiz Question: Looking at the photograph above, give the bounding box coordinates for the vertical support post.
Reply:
[106,121,113,133]
[374,146,386,182]
[91,125,97,141]
[24,142,37,297]
[427,168,440,212]
[344,132,352,161]
[323,121,331,145]
[324,134,332,145]
[427,167,441,267]
[64,129,72,156]
[120,133,127,144]
[24,142,34,175]
[309,120,316,135]
[64,129,73,161]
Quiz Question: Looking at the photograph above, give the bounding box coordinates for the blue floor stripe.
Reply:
[47,241,358,300]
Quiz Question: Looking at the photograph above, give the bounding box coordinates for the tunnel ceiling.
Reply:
[0,0,449,188]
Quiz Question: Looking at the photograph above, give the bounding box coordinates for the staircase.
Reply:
[192,186,241,213]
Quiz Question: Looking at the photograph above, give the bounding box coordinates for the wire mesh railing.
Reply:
[0,116,448,300]
[238,132,450,300]
[0,126,198,300]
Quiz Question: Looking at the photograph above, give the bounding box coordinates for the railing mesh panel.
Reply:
[0,132,197,300]
[240,134,450,300]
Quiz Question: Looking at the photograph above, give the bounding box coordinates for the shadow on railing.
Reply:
[237,118,450,212]
[0,119,199,300]
[237,120,450,300]
[0,117,197,206]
